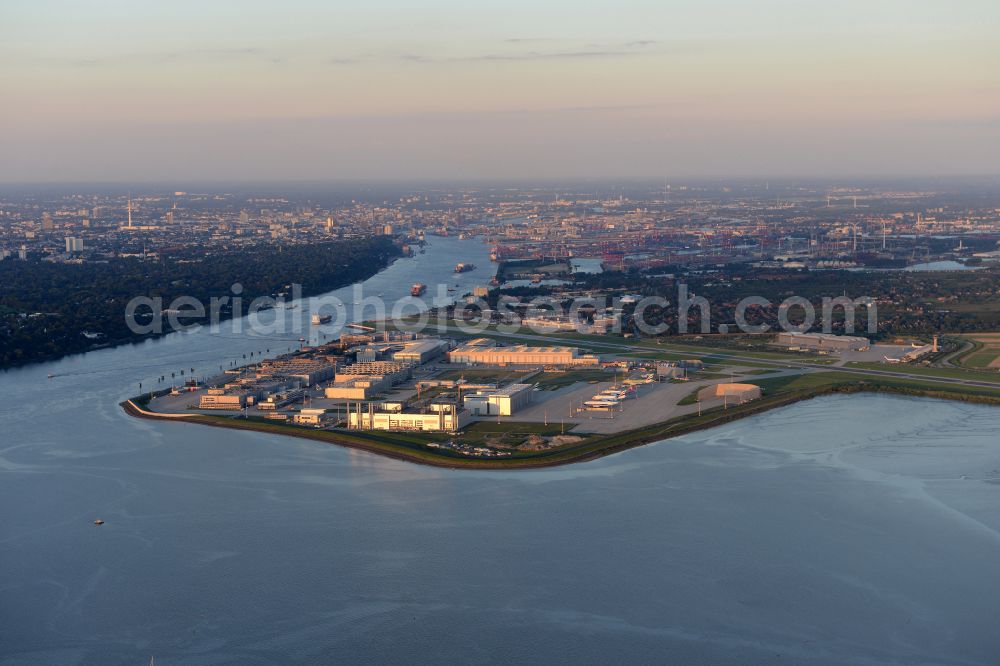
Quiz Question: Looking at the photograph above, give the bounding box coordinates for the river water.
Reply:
[2,237,1000,665]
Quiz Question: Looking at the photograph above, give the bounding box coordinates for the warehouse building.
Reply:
[655,362,686,380]
[257,388,305,410]
[355,348,384,363]
[447,343,599,367]
[256,358,337,385]
[335,361,412,385]
[198,393,249,409]
[392,339,448,364]
[293,408,329,425]
[348,407,471,432]
[519,314,617,335]
[519,314,581,332]
[462,383,533,416]
[774,332,870,352]
[324,376,392,400]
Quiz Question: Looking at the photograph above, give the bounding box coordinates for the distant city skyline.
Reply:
[2,0,999,182]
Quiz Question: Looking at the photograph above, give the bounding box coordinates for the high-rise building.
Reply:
[41,213,54,230]
[65,237,84,253]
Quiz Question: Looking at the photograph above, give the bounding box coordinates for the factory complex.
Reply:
[141,329,916,455]
[159,332,615,434]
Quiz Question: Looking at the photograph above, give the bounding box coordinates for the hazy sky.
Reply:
[2,0,998,181]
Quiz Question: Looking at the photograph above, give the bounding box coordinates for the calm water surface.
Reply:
[2,238,1000,665]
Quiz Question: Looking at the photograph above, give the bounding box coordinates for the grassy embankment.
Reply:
[950,334,1000,369]
[844,361,1000,382]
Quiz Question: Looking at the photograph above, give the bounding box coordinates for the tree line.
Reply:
[0,237,400,367]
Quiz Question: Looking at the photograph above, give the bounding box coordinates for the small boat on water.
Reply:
[47,373,54,379]
[94,519,104,526]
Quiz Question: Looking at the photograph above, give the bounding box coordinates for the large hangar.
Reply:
[697,383,763,404]
[774,332,870,352]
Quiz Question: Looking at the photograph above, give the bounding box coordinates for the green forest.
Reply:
[0,237,400,367]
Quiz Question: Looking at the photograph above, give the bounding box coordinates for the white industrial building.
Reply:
[462,383,533,416]
[324,376,391,400]
[519,314,617,335]
[348,408,471,432]
[774,332,869,352]
[697,383,763,404]
[335,361,411,385]
[198,393,248,409]
[293,408,328,425]
[392,339,448,364]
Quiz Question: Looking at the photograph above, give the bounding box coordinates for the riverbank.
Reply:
[121,372,1000,469]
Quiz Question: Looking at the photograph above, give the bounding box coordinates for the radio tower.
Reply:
[127,193,133,229]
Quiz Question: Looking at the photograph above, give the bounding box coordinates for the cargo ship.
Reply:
[454,262,476,273]
[311,314,332,325]
[411,283,427,296]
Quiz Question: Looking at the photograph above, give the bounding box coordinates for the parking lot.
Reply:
[480,367,805,435]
